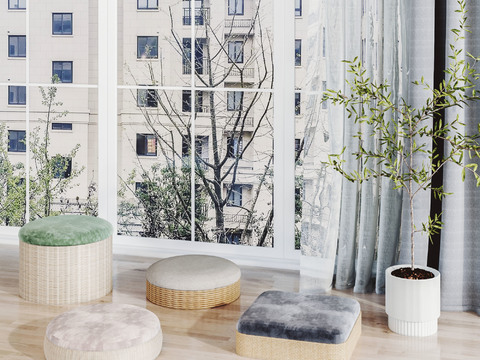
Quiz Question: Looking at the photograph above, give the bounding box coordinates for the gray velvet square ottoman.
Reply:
[236,291,361,360]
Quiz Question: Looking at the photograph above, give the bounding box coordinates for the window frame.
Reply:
[52,61,73,83]
[137,36,159,59]
[295,39,301,66]
[52,13,73,35]
[8,35,26,58]
[8,85,26,105]
[228,41,244,63]
[295,0,302,17]
[228,0,244,16]
[8,130,26,153]
[137,88,158,107]
[227,184,243,207]
[136,133,157,157]
[227,91,243,111]
[8,0,25,10]
[52,123,73,131]
[227,136,243,158]
[137,0,158,10]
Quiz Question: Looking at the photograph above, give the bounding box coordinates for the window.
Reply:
[182,38,206,74]
[295,39,301,66]
[137,0,158,9]
[228,41,244,63]
[52,61,73,83]
[182,90,204,112]
[228,0,244,15]
[227,91,243,111]
[8,86,26,105]
[52,13,72,35]
[136,134,157,156]
[226,230,242,244]
[295,93,300,115]
[8,35,26,57]
[183,0,205,25]
[322,81,327,109]
[227,184,243,206]
[137,36,158,59]
[52,123,73,131]
[183,135,209,164]
[295,138,302,157]
[53,156,72,179]
[8,0,25,9]
[295,0,302,16]
[137,88,158,107]
[322,27,326,57]
[227,136,243,158]
[8,130,26,153]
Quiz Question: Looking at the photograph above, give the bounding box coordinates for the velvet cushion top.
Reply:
[237,290,361,344]
[19,215,113,246]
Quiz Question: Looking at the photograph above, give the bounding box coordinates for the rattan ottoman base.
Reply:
[236,314,361,360]
[146,278,240,310]
[19,236,112,305]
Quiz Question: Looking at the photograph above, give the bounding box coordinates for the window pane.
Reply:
[9,35,26,57]
[295,39,302,66]
[9,0,26,10]
[137,36,158,59]
[8,86,26,105]
[53,13,73,35]
[52,61,73,83]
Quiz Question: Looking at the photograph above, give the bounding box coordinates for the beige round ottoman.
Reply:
[146,255,241,309]
[44,303,162,360]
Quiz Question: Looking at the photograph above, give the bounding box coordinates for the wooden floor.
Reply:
[1,244,479,360]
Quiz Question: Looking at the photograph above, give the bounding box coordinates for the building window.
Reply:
[8,130,26,153]
[228,0,244,15]
[295,92,300,115]
[228,41,244,63]
[8,86,26,105]
[137,88,158,107]
[322,27,326,57]
[295,0,302,16]
[227,136,243,158]
[182,90,204,112]
[183,0,206,26]
[52,13,73,35]
[322,81,327,109]
[136,134,157,156]
[137,36,158,59]
[295,138,302,157]
[227,184,243,206]
[52,123,73,131]
[137,0,158,9]
[8,35,26,57]
[182,38,206,74]
[295,39,301,66]
[227,91,243,111]
[8,0,25,10]
[53,156,72,179]
[52,61,73,83]
[135,182,148,195]
[226,230,242,244]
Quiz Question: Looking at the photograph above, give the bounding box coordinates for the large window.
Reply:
[227,136,243,158]
[8,0,25,10]
[227,91,243,111]
[228,41,244,63]
[227,184,243,206]
[137,88,158,107]
[8,86,26,105]
[8,35,26,57]
[182,90,204,112]
[52,61,73,83]
[137,0,158,10]
[52,13,73,35]
[137,36,158,59]
[228,0,244,15]
[183,0,206,25]
[136,134,157,156]
[182,38,206,74]
[8,130,26,153]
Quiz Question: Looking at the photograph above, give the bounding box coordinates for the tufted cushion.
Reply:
[146,255,241,291]
[237,291,361,344]
[45,303,161,352]
[19,215,113,246]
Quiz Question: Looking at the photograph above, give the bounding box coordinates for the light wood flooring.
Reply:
[1,244,479,359]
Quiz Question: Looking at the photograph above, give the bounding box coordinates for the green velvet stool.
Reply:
[19,215,113,305]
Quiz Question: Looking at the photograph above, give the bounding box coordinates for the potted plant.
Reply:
[323,1,480,336]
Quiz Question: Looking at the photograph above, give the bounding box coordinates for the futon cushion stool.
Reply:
[44,303,163,360]
[236,291,361,360]
[146,254,241,309]
[19,215,113,305]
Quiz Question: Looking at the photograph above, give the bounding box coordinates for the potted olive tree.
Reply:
[324,1,480,336]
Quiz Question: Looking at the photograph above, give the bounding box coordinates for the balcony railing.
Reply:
[225,67,254,78]
[224,18,255,32]
[183,8,210,26]
[224,213,249,223]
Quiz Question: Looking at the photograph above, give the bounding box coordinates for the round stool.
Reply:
[44,303,163,360]
[146,255,241,309]
[19,215,113,305]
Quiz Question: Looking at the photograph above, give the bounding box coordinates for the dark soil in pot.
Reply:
[391,267,435,280]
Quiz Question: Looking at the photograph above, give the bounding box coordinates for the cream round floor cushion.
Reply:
[44,303,163,360]
[146,255,241,309]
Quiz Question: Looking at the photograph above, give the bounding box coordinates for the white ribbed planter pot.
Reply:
[385,265,440,337]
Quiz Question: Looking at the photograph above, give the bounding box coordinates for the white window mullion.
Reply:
[190,0,196,242]
[25,0,30,222]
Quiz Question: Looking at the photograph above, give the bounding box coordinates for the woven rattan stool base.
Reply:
[19,236,112,305]
[236,313,361,360]
[146,279,240,310]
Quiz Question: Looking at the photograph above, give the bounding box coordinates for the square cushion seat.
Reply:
[236,291,361,360]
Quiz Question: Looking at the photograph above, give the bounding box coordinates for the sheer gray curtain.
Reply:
[301,0,480,311]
